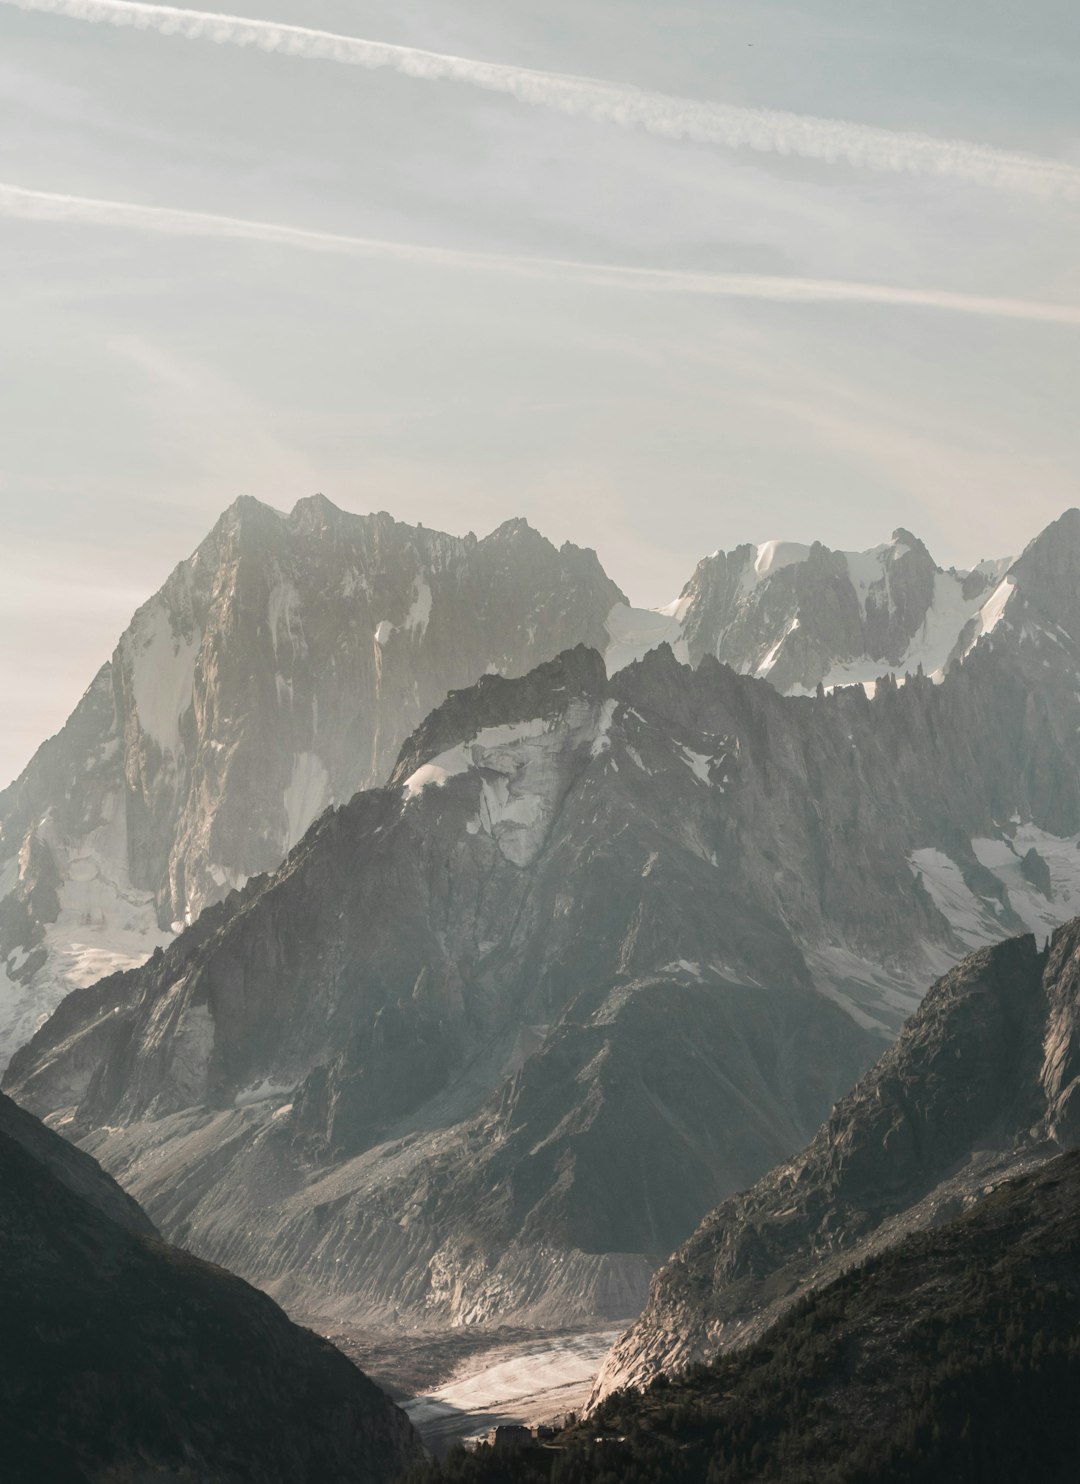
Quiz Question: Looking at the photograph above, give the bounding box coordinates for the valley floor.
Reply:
[318,1324,620,1453]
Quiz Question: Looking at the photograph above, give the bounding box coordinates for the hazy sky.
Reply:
[2,0,1079,786]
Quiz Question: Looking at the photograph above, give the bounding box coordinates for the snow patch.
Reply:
[127,600,199,754]
[755,540,811,579]
[962,575,1017,655]
[756,615,800,677]
[589,699,618,758]
[908,848,1003,948]
[405,762,458,797]
[971,826,1080,937]
[819,568,1016,695]
[405,704,615,865]
[405,577,433,634]
[0,799,173,1069]
[284,752,330,848]
[678,745,714,784]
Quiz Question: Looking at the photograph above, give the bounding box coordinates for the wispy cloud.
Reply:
[4,180,1080,329]
[8,0,1080,200]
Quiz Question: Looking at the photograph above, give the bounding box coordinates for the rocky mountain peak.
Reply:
[1009,506,1080,639]
[389,643,608,787]
[0,503,625,1068]
[288,491,345,529]
[491,515,537,540]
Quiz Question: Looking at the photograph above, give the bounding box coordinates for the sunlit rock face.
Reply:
[0,495,623,1065]
[669,526,1015,695]
[13,522,1080,1336]
[593,914,1080,1403]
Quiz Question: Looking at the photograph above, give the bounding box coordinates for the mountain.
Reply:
[0,503,1065,1077]
[0,495,624,1065]
[408,1150,1080,1484]
[594,915,1080,1401]
[10,504,1080,1339]
[0,1089,421,1483]
[664,526,1014,694]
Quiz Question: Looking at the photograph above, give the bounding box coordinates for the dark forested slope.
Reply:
[0,1090,421,1484]
[407,1151,1080,1484]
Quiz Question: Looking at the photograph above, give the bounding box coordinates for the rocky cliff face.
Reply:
[593,915,1080,1401]
[418,1150,1080,1484]
[0,495,624,1065]
[3,504,1072,1075]
[669,526,1014,693]
[0,1089,422,1483]
[10,529,1080,1336]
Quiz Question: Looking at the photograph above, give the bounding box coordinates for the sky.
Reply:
[1,0,1079,786]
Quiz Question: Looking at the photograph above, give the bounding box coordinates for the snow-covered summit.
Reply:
[609,526,1016,695]
[0,497,623,1066]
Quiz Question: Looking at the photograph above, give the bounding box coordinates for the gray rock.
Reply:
[0,496,623,1064]
[11,556,1080,1335]
[673,525,1014,693]
[593,916,1080,1401]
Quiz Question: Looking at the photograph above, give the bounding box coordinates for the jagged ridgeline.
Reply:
[8,503,1080,1336]
[0,1089,421,1483]
[0,497,624,1060]
[0,498,1052,1069]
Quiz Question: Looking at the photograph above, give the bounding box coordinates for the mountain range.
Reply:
[7,507,1080,1342]
[0,496,624,1062]
[0,499,1032,1070]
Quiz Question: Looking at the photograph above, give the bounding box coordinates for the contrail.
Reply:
[7,0,1080,200]
[5,180,1080,329]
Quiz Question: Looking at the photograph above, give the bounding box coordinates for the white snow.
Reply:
[283,752,331,848]
[808,944,927,1036]
[908,847,1004,948]
[604,602,689,674]
[818,567,1016,695]
[404,762,457,797]
[966,575,1017,646]
[678,745,714,784]
[127,600,199,754]
[844,544,893,609]
[755,540,811,579]
[404,703,616,866]
[589,699,618,758]
[0,798,173,1069]
[658,591,696,623]
[404,1331,620,1440]
[755,615,800,678]
[971,825,1080,937]
[405,577,433,634]
[908,830,1080,954]
[625,746,650,774]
